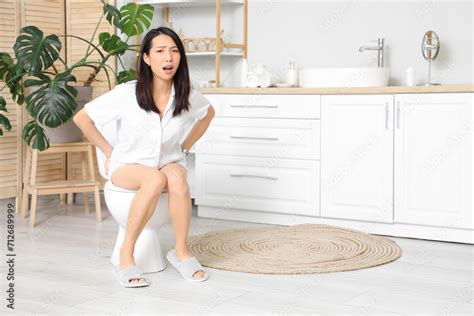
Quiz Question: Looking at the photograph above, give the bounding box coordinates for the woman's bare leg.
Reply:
[111,164,167,283]
[159,163,205,279]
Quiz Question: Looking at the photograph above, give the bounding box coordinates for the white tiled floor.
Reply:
[0,195,472,315]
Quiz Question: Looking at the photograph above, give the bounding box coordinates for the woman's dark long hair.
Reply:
[136,27,191,117]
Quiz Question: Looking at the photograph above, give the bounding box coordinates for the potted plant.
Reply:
[0,0,154,151]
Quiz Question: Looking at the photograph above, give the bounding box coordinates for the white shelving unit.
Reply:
[135,0,248,87]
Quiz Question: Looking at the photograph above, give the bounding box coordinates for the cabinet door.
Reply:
[321,95,394,222]
[195,154,320,216]
[394,93,473,229]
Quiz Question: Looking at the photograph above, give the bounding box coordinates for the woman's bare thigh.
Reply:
[111,164,165,191]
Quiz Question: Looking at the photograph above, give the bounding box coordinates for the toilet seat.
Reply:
[104,180,137,194]
[104,181,168,195]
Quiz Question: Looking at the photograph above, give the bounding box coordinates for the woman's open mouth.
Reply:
[163,65,174,74]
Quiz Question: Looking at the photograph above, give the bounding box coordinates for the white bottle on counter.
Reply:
[286,59,299,87]
[406,67,415,86]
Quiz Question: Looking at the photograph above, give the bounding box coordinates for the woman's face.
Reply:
[143,34,181,82]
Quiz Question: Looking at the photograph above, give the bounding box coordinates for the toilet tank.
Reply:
[94,120,120,180]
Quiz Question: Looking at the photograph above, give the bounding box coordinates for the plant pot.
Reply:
[41,86,93,144]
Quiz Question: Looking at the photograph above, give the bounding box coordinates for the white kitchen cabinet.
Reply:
[320,94,394,223]
[196,93,321,217]
[195,154,320,216]
[204,94,320,119]
[394,93,473,229]
[195,91,473,243]
[195,117,320,160]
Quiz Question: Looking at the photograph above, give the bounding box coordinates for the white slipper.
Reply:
[114,265,151,288]
[166,249,209,282]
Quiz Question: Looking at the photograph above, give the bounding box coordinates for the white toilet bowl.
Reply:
[94,120,171,273]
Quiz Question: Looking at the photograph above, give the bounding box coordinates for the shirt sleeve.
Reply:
[83,83,127,125]
[189,87,211,120]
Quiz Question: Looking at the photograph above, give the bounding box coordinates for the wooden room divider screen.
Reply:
[0,0,116,209]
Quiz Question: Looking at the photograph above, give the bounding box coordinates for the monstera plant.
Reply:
[0,0,154,150]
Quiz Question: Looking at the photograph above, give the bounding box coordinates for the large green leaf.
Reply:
[102,0,122,29]
[1,53,26,105]
[14,26,61,73]
[0,96,11,136]
[0,96,7,112]
[0,52,14,81]
[117,69,138,84]
[6,63,25,105]
[24,72,77,128]
[99,32,127,55]
[120,3,154,37]
[0,114,12,136]
[22,120,50,150]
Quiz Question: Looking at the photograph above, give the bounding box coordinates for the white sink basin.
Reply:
[299,67,390,88]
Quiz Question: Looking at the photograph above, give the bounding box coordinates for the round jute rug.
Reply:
[188,223,402,274]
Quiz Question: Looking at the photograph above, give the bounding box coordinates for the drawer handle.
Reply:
[230,136,279,141]
[230,173,279,180]
[229,104,279,109]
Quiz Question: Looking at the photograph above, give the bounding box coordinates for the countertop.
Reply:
[200,84,474,95]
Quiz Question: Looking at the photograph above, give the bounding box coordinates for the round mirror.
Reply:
[421,30,440,61]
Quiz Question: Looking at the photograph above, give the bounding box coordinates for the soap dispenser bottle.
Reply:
[286,59,299,87]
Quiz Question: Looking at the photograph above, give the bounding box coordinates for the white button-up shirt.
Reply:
[84,80,210,169]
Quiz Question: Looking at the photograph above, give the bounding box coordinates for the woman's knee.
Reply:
[142,170,167,195]
[164,166,189,196]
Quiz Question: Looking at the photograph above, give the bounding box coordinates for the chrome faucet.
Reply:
[359,38,385,67]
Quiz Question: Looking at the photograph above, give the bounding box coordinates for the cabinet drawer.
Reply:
[204,94,320,119]
[195,117,320,159]
[195,154,320,216]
